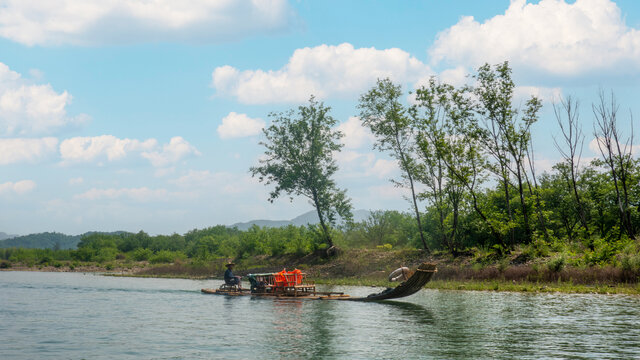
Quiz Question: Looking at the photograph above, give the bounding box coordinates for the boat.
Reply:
[201,262,437,301]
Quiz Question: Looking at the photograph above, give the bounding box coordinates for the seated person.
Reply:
[224,262,242,289]
[388,266,410,282]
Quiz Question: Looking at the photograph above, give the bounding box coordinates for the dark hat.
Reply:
[225,262,235,267]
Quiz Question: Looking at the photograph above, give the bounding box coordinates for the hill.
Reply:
[230,209,371,231]
[0,232,17,241]
[0,232,82,250]
[0,231,129,250]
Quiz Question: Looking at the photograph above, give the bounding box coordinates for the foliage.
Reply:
[251,96,352,248]
[358,79,430,252]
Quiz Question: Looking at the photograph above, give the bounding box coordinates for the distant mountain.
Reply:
[0,232,82,250]
[0,231,128,250]
[0,232,17,241]
[231,209,371,231]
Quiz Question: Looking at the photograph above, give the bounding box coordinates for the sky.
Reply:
[1,0,639,236]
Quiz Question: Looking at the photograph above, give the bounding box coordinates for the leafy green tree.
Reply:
[413,78,470,252]
[251,96,352,250]
[473,62,542,245]
[358,79,430,252]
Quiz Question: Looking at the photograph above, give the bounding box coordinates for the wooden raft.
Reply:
[201,262,437,301]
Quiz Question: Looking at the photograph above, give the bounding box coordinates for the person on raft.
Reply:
[224,262,242,289]
[388,266,410,282]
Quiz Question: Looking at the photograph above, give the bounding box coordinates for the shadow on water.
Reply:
[373,300,436,325]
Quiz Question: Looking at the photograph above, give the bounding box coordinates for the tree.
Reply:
[412,78,468,253]
[474,62,541,245]
[414,78,506,250]
[553,96,590,235]
[592,91,636,239]
[358,78,430,252]
[251,96,352,250]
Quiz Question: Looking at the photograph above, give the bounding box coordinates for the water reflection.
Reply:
[375,300,435,325]
[2,272,640,360]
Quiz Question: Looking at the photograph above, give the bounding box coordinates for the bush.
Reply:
[94,247,118,263]
[0,260,10,268]
[547,256,565,273]
[149,250,187,264]
[132,248,153,261]
[72,247,95,262]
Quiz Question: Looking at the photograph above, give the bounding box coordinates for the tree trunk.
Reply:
[312,190,333,248]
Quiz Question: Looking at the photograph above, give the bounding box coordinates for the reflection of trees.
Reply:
[305,301,337,358]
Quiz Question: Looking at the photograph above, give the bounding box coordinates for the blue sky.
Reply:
[1,0,639,235]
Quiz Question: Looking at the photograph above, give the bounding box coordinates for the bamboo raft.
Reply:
[201,262,437,301]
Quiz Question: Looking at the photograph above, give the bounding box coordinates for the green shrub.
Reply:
[0,260,10,268]
[547,256,565,273]
[149,250,187,264]
[95,247,118,263]
[72,247,95,262]
[132,248,153,261]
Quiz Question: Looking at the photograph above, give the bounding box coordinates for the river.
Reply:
[1,271,639,359]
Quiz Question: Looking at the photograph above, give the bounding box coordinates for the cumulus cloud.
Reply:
[75,187,172,202]
[0,0,296,46]
[429,0,640,76]
[59,135,199,167]
[212,43,432,104]
[217,112,265,139]
[337,116,374,150]
[0,137,58,165]
[0,62,88,135]
[60,135,157,163]
[141,136,201,167]
[335,150,399,180]
[0,180,36,195]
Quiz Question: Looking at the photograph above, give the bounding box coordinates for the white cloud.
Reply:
[0,137,58,165]
[75,187,171,202]
[337,116,374,149]
[0,62,88,135]
[141,136,201,167]
[0,0,295,46]
[0,180,36,195]
[367,184,408,200]
[60,135,157,163]
[217,112,265,139]
[335,150,399,180]
[370,159,398,178]
[170,170,258,195]
[430,0,640,76]
[514,86,563,103]
[212,43,432,104]
[68,177,84,185]
[588,136,640,157]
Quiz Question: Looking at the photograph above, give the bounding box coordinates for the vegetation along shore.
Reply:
[2,62,639,295]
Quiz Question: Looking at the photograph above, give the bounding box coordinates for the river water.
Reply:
[1,271,639,359]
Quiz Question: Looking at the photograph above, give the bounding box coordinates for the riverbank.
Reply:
[3,248,639,295]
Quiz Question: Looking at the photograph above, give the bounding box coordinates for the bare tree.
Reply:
[553,96,590,234]
[592,91,635,238]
